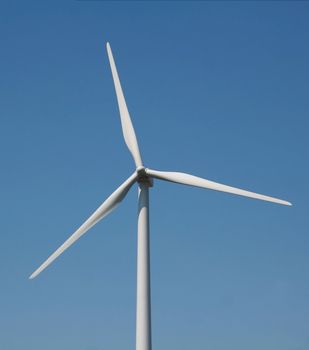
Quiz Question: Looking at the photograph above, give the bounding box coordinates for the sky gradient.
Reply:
[0,1,308,349]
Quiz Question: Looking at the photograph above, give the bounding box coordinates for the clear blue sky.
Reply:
[1,1,308,349]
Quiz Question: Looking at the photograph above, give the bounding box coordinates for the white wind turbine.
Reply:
[30,43,291,350]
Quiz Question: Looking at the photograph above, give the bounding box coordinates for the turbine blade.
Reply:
[106,42,143,167]
[146,168,292,206]
[29,172,138,279]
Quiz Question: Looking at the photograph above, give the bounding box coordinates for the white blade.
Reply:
[106,42,143,167]
[29,172,138,279]
[146,168,292,206]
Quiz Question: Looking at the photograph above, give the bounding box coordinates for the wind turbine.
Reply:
[30,42,291,350]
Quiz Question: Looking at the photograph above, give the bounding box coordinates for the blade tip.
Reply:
[280,200,292,206]
[29,271,39,279]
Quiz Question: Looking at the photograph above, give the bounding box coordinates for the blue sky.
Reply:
[0,1,308,349]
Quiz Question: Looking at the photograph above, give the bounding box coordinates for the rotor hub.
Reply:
[136,166,153,187]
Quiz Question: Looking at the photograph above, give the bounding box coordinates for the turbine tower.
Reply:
[30,43,291,350]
